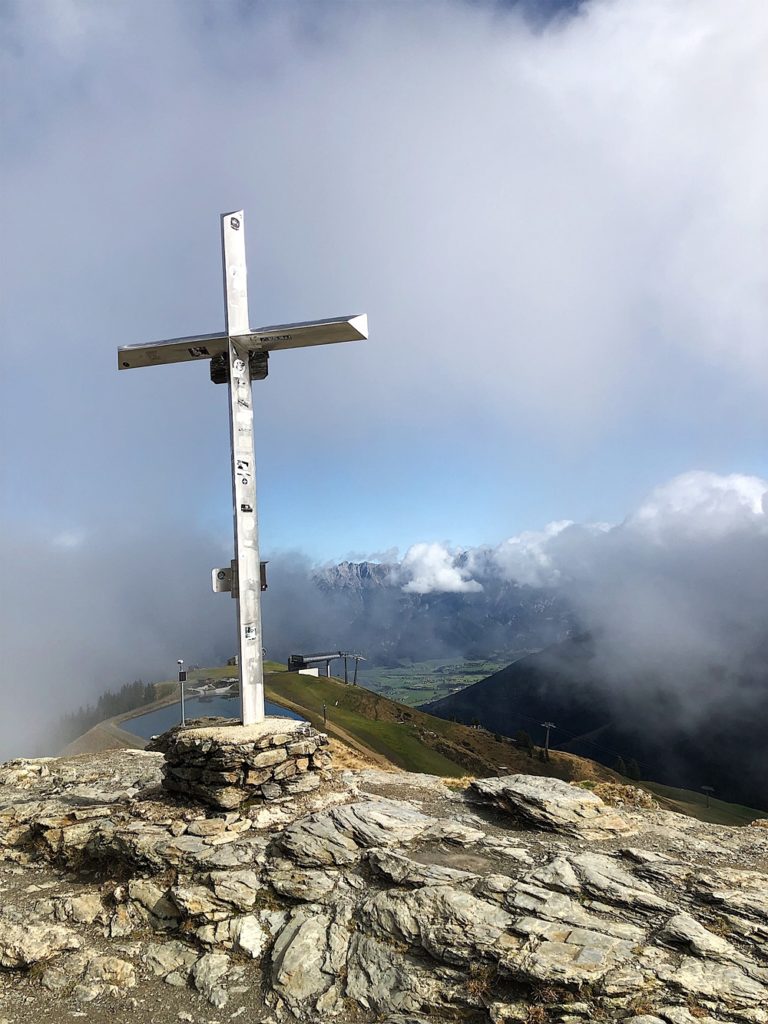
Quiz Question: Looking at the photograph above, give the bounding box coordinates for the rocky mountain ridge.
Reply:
[313,560,396,592]
[308,560,574,662]
[1,747,768,1023]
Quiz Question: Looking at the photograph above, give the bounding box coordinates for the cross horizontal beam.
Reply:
[117,313,368,371]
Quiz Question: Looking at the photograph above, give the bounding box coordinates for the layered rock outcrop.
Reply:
[1,747,767,1024]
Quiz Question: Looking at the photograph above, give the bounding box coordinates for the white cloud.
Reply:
[2,0,767,446]
[400,542,483,594]
[479,520,577,587]
[627,470,768,539]
[51,529,86,549]
[401,471,768,720]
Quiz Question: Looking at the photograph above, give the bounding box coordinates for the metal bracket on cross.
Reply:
[118,210,367,726]
[212,560,268,596]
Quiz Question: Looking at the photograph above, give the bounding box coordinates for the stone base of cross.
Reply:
[161,717,332,808]
[118,211,367,725]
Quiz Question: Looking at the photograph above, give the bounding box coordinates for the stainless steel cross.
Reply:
[118,210,368,725]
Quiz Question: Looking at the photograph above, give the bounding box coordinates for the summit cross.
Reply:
[118,210,368,725]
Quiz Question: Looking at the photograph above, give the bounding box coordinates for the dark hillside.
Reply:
[423,635,768,811]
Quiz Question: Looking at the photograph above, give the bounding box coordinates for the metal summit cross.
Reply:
[118,210,368,725]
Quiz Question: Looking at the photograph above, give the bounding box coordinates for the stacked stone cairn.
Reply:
[161,718,331,809]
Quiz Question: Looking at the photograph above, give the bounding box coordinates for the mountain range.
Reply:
[309,560,574,663]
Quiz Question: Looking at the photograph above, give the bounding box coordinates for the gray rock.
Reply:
[108,902,142,937]
[186,817,227,836]
[657,1008,720,1024]
[346,933,463,1014]
[208,868,261,910]
[199,834,269,870]
[40,963,73,992]
[515,921,637,985]
[231,909,286,959]
[362,884,516,965]
[422,820,486,844]
[268,858,341,901]
[231,914,269,958]
[688,865,768,924]
[0,915,80,968]
[568,852,671,911]
[282,772,322,795]
[191,950,231,1007]
[280,798,436,866]
[368,848,478,887]
[5,749,768,1024]
[470,775,632,837]
[58,893,104,924]
[271,907,334,1005]
[353,769,453,800]
[509,882,645,941]
[660,911,750,964]
[170,882,227,918]
[668,957,768,1005]
[143,940,199,978]
[488,1001,533,1023]
[83,954,136,989]
[128,878,180,924]
[195,917,234,947]
[72,981,105,1003]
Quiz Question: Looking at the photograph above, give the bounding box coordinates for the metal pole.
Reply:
[542,721,555,761]
[344,655,348,685]
[221,211,265,725]
[177,659,186,727]
[353,658,359,685]
[322,702,327,727]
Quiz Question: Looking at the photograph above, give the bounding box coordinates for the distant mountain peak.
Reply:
[313,560,395,592]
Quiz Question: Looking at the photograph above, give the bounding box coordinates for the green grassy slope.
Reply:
[263,670,620,784]
[642,781,765,826]
[263,672,763,825]
[102,663,765,826]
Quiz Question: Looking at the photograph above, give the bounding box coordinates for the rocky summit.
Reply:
[1,747,768,1024]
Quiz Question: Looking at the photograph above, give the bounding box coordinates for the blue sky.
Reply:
[1,0,767,748]
[2,0,766,560]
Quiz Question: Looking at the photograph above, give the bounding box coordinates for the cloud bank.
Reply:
[398,471,768,726]
[2,0,767,757]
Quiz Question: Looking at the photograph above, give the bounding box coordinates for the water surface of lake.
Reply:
[123,695,303,740]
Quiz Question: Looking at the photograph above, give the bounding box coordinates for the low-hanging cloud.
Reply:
[399,542,484,595]
[0,523,236,758]
[398,471,768,727]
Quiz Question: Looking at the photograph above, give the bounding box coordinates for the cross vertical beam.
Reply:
[221,211,264,725]
[118,211,369,732]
